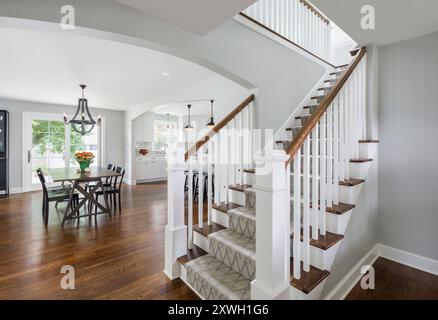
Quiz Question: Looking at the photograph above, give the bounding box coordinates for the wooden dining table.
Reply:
[49,167,122,226]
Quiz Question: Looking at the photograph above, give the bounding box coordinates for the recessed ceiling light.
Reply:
[161,72,171,77]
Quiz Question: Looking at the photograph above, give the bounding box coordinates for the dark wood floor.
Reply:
[1,182,437,300]
[346,257,438,300]
[0,182,198,300]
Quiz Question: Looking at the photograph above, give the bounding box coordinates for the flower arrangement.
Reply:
[75,151,95,172]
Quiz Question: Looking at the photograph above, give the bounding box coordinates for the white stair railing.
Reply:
[242,0,332,62]
[164,95,255,279]
[285,48,367,281]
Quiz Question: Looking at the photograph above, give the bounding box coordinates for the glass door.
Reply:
[22,112,102,191]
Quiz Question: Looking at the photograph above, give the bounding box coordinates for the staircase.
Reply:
[164,1,378,301]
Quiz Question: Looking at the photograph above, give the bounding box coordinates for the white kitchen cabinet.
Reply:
[134,155,167,182]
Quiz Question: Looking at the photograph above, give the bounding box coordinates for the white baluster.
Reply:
[293,148,301,279]
[333,95,340,205]
[188,158,194,249]
[214,134,221,205]
[198,146,204,228]
[327,103,333,209]
[207,140,213,225]
[239,113,244,185]
[311,124,319,240]
[362,58,367,139]
[344,83,351,181]
[320,113,327,235]
[303,138,310,272]
[339,88,346,183]
[224,126,229,204]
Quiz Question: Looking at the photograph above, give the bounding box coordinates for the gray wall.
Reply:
[378,31,438,260]
[0,98,125,190]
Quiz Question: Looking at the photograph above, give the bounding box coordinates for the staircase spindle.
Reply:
[320,113,327,236]
[333,95,340,205]
[311,125,319,240]
[198,147,204,228]
[214,135,220,205]
[207,140,213,225]
[327,103,333,209]
[303,138,311,272]
[293,147,302,279]
[188,159,194,249]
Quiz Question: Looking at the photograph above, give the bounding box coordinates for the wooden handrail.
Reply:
[184,94,255,162]
[299,0,329,25]
[285,47,367,167]
[239,13,336,68]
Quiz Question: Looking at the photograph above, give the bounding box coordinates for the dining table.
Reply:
[48,167,122,226]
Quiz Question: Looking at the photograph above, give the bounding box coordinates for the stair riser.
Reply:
[292,241,341,271]
[228,189,246,206]
[242,172,256,185]
[326,210,353,235]
[212,209,230,228]
[350,162,372,180]
[359,143,378,159]
[229,208,256,240]
[340,184,364,204]
[194,232,210,253]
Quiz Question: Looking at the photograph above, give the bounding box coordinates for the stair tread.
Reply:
[327,202,356,215]
[185,254,251,300]
[291,227,344,250]
[339,178,365,187]
[194,222,226,237]
[177,244,208,265]
[350,158,373,163]
[359,140,380,143]
[300,199,355,215]
[303,105,318,109]
[243,168,255,174]
[324,78,338,83]
[290,258,330,294]
[311,95,325,99]
[330,71,343,76]
[295,115,311,119]
[213,202,242,214]
[229,184,253,192]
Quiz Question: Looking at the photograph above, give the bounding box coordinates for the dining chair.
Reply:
[36,169,79,226]
[94,166,125,214]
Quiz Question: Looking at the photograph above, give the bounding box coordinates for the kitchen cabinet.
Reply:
[134,155,167,182]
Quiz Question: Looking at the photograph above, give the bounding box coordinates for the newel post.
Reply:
[251,148,290,300]
[164,144,187,280]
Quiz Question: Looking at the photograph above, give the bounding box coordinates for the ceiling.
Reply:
[113,0,257,35]
[154,100,213,116]
[0,28,215,110]
[311,0,438,46]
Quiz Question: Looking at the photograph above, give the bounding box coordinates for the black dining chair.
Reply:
[94,166,125,214]
[36,169,79,226]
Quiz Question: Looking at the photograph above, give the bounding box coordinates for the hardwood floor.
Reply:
[0,182,198,300]
[346,257,438,300]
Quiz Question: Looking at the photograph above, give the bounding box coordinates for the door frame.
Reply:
[22,111,106,192]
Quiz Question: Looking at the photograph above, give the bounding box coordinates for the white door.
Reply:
[22,112,102,192]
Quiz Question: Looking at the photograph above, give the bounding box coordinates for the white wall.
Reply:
[0,98,125,191]
[378,31,438,261]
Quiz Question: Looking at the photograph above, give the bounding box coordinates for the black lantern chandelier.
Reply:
[206,99,215,128]
[64,84,101,135]
[184,104,194,131]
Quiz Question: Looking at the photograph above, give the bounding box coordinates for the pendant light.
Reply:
[206,99,215,128]
[184,104,194,131]
[166,113,170,129]
[64,84,101,135]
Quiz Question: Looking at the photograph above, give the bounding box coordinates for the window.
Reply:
[153,116,178,151]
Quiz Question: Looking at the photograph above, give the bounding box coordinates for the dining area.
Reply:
[37,163,125,227]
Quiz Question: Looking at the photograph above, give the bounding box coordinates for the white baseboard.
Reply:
[323,243,438,300]
[123,179,137,185]
[323,244,379,300]
[377,244,438,276]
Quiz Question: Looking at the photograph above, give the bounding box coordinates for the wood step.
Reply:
[295,115,311,119]
[318,87,332,92]
[350,158,373,163]
[193,222,226,237]
[327,202,356,215]
[177,244,208,265]
[212,202,242,214]
[311,95,325,100]
[243,168,255,174]
[229,184,252,192]
[307,201,356,215]
[303,105,318,109]
[330,71,343,76]
[324,79,338,83]
[290,258,330,294]
[359,140,380,143]
[339,178,365,187]
[291,227,344,250]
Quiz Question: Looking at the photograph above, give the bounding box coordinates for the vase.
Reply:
[79,161,90,172]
